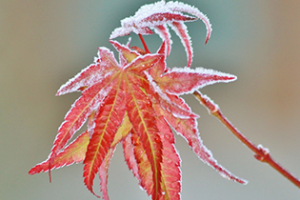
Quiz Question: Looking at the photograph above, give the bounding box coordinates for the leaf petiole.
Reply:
[138,34,151,54]
[193,90,300,189]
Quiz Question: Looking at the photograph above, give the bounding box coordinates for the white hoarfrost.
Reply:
[57,47,118,96]
[165,1,212,42]
[161,67,237,96]
[110,1,212,67]
[169,21,193,67]
[153,24,172,56]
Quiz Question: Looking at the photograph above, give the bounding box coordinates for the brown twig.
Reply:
[193,90,300,189]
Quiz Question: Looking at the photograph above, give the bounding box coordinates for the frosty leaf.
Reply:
[30,12,245,198]
[160,106,246,184]
[154,25,172,57]
[125,77,163,199]
[110,1,209,40]
[57,47,119,96]
[29,130,89,175]
[49,75,115,164]
[169,22,193,67]
[83,78,126,196]
[110,0,212,67]
[156,67,237,95]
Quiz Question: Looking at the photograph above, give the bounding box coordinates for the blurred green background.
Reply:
[1,0,300,199]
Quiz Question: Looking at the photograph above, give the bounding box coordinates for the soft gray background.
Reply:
[1,0,300,199]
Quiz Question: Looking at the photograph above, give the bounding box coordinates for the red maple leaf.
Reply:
[29,1,247,200]
[29,40,245,199]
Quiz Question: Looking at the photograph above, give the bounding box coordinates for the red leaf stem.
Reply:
[193,90,300,189]
[139,34,151,54]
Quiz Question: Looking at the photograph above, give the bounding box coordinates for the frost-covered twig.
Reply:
[193,90,300,189]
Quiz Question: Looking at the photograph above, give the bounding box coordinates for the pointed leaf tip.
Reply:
[156,67,237,95]
[165,1,212,44]
[110,40,139,63]
[29,131,89,176]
